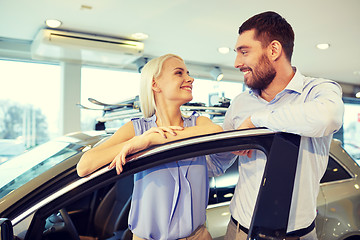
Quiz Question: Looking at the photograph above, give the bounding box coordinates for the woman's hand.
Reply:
[143,126,184,138]
[109,126,184,174]
[108,135,146,174]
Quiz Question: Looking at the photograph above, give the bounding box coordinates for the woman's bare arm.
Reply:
[76,121,136,177]
[110,116,223,174]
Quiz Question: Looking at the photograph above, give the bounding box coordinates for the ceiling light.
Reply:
[210,66,224,81]
[80,5,93,10]
[45,19,62,28]
[131,32,149,40]
[134,57,149,73]
[316,43,330,50]
[218,47,230,54]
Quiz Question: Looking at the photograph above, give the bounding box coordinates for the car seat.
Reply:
[92,174,134,240]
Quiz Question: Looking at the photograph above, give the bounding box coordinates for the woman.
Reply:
[77,54,222,239]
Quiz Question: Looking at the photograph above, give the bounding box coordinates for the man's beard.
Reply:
[243,54,276,91]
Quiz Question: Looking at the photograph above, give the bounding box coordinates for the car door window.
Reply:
[209,159,239,205]
[320,156,352,183]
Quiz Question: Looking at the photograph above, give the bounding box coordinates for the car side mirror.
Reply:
[0,218,13,240]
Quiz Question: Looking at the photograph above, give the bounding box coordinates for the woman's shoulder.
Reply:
[131,114,156,135]
[131,114,156,124]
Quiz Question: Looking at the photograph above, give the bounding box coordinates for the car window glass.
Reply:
[320,156,352,183]
[209,159,239,204]
[13,212,35,237]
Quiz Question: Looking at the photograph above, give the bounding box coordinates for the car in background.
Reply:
[0,129,359,240]
[206,138,360,240]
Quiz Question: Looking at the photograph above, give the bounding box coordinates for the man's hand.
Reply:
[232,116,256,157]
[238,116,255,129]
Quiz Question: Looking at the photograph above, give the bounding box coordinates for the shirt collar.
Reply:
[284,67,303,94]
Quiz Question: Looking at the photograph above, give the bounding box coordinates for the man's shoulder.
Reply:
[303,76,336,83]
[302,76,340,90]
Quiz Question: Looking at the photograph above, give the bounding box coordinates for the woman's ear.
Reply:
[152,79,161,93]
[268,40,282,61]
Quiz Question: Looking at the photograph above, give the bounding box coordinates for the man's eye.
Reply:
[241,51,247,55]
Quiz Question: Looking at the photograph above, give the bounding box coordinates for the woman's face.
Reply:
[153,57,194,105]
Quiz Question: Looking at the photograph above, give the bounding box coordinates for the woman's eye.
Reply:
[176,71,183,75]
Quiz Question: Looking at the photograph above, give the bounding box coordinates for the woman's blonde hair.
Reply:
[139,54,183,118]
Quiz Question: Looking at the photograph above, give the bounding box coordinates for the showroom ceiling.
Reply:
[0,0,360,89]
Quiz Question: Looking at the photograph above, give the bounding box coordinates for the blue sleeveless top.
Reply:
[128,112,209,240]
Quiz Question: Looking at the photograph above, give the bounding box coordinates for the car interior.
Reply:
[41,174,134,240]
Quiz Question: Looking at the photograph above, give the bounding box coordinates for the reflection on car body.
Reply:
[0,130,359,240]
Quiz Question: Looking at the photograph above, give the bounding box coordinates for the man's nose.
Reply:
[234,54,244,69]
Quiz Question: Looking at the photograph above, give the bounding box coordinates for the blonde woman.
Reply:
[77,54,223,239]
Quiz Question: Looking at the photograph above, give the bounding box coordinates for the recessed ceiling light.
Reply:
[131,32,149,40]
[316,43,330,50]
[218,47,230,54]
[45,19,62,28]
[80,5,93,10]
[356,92,360,98]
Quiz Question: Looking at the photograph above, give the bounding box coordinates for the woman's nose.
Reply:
[187,75,194,83]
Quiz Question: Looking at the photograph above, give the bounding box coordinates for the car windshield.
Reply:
[0,140,82,199]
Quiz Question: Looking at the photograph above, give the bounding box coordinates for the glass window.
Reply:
[209,159,239,204]
[0,59,61,163]
[81,66,244,131]
[342,98,360,163]
[320,156,352,183]
[192,79,243,106]
[81,66,141,131]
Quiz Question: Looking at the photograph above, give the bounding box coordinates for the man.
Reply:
[222,11,344,240]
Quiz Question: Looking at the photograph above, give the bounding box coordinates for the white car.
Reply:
[0,129,359,240]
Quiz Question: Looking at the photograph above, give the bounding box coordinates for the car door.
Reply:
[1,128,301,240]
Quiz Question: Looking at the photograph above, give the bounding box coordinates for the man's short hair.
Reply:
[239,11,295,62]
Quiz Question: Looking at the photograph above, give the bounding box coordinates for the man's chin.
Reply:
[244,78,254,88]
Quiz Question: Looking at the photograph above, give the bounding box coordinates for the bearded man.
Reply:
[219,11,344,240]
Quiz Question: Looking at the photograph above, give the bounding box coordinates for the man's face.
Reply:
[234,29,276,91]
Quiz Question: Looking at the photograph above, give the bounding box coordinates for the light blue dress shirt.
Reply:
[221,68,344,232]
[128,112,210,240]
